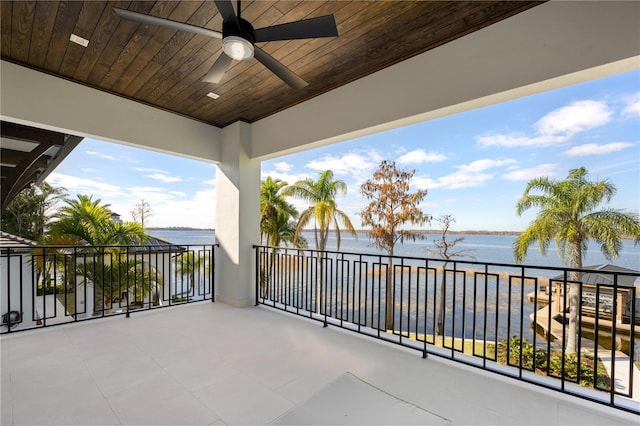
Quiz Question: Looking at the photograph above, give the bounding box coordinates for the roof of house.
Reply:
[127,235,186,254]
[0,231,188,254]
[552,264,639,288]
[0,231,37,250]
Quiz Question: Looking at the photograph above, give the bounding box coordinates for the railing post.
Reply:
[323,251,328,328]
[422,258,428,359]
[125,274,130,319]
[610,274,618,407]
[254,245,259,306]
[212,244,217,303]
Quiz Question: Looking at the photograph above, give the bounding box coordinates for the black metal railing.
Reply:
[1,243,218,333]
[254,245,639,413]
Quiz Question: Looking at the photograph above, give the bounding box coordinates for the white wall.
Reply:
[250,1,640,160]
[0,61,221,162]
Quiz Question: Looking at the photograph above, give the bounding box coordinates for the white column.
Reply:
[215,121,260,307]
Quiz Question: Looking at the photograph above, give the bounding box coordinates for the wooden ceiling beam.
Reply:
[0,121,66,146]
[1,142,52,208]
[1,148,51,167]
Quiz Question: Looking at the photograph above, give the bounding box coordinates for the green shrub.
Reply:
[498,336,547,370]
[549,352,608,388]
[496,336,610,390]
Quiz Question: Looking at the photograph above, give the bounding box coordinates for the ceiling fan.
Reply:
[113,0,338,90]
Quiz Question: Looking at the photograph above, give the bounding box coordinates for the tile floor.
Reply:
[1,302,637,425]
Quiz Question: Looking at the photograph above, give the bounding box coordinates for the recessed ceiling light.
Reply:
[206,92,220,100]
[69,33,89,47]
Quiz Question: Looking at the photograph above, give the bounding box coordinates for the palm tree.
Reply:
[46,194,146,249]
[76,257,161,313]
[1,182,67,241]
[41,194,148,306]
[175,251,210,299]
[260,177,299,246]
[514,167,640,353]
[284,170,357,251]
[259,178,306,299]
[284,170,356,314]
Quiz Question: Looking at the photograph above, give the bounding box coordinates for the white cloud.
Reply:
[307,153,377,175]
[622,93,640,117]
[564,142,634,156]
[414,172,494,190]
[85,150,119,161]
[413,158,517,190]
[127,186,180,204]
[458,158,517,172]
[412,176,438,190]
[392,145,408,155]
[396,149,447,164]
[134,167,183,183]
[502,163,559,181]
[476,133,564,148]
[262,170,312,186]
[535,100,611,137]
[203,178,217,186]
[134,167,169,173]
[477,100,612,148]
[144,173,182,183]
[273,161,293,172]
[305,151,384,184]
[144,188,216,229]
[45,172,123,197]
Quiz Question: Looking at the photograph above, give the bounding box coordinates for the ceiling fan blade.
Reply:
[254,15,338,42]
[254,46,308,90]
[202,53,233,84]
[214,0,238,26]
[113,7,222,39]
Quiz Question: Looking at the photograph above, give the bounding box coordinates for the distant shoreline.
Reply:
[147,227,519,235]
[408,229,521,236]
[146,228,639,241]
[147,227,214,231]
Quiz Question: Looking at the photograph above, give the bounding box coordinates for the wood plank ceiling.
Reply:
[0,1,543,208]
[1,1,542,128]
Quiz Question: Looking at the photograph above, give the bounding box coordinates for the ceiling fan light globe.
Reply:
[223,36,254,60]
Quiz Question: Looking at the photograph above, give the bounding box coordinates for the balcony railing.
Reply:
[254,245,639,413]
[1,243,218,333]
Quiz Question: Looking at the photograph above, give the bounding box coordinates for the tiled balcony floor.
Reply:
[1,302,637,425]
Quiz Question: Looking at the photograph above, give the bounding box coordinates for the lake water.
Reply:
[149,228,639,355]
[148,229,640,271]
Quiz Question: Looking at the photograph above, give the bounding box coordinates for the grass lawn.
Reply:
[55,293,76,315]
[396,331,494,357]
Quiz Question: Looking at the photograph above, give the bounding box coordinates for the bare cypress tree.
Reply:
[131,199,154,229]
[360,160,430,331]
[428,214,474,336]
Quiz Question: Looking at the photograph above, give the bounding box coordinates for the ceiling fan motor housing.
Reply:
[223,17,255,45]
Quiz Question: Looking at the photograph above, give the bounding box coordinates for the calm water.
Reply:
[147,229,216,246]
[150,228,639,354]
[148,229,639,270]
[320,231,640,271]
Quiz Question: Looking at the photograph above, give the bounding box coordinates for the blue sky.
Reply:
[47,69,639,231]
